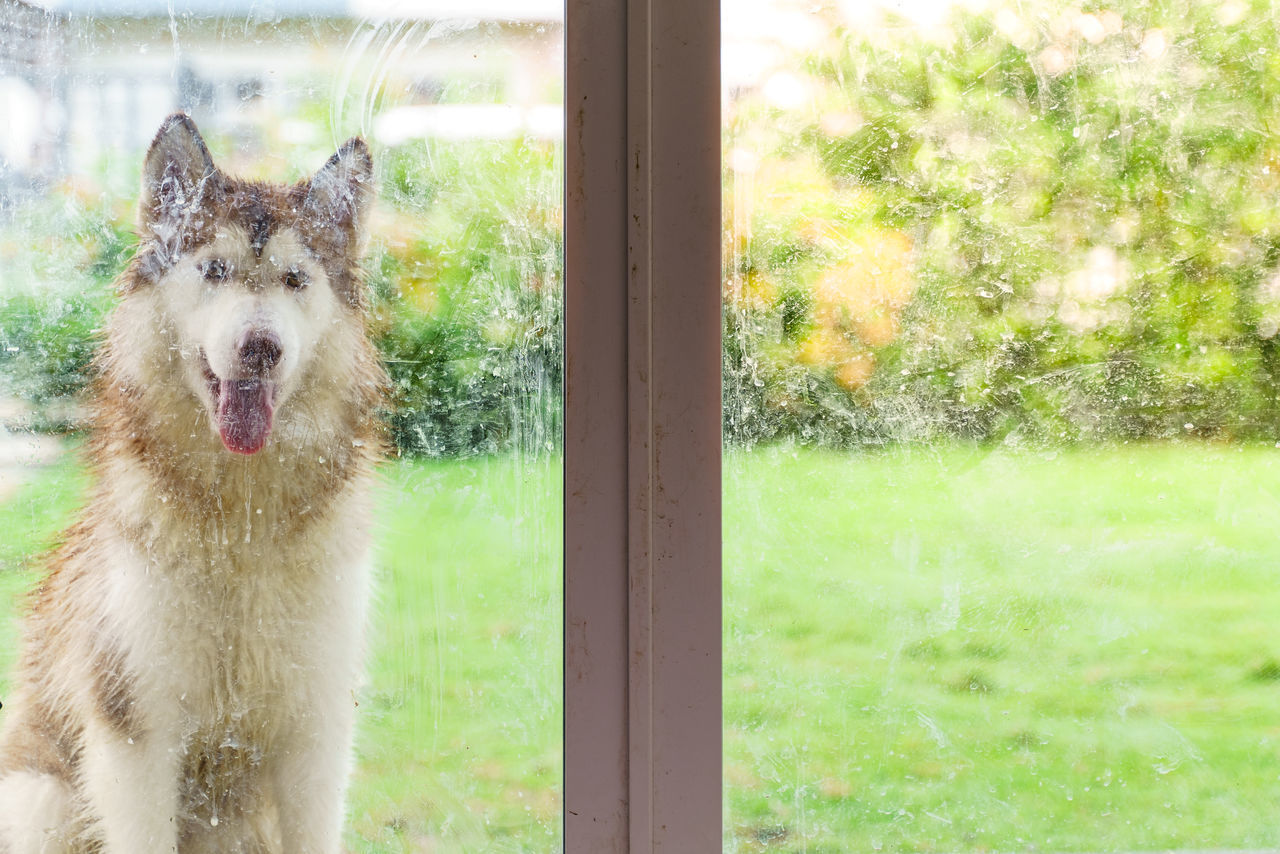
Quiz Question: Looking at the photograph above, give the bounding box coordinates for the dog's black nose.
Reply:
[239,331,282,375]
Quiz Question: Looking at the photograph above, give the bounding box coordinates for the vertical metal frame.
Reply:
[564,0,629,848]
[564,0,722,850]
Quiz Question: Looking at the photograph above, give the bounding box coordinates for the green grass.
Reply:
[0,449,92,676]
[349,456,561,853]
[723,442,1280,852]
[3,443,1280,852]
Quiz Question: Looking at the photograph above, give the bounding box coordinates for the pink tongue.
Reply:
[217,380,275,455]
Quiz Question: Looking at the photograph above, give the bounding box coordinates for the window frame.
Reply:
[563,0,723,850]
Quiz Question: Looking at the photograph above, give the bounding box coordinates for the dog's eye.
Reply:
[200,259,230,282]
[282,267,308,291]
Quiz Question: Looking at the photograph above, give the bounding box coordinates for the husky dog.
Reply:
[0,114,385,853]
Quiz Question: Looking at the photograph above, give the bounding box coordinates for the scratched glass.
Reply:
[723,1,1280,851]
[0,3,562,851]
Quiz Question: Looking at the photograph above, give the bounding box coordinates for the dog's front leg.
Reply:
[270,704,355,854]
[80,719,180,853]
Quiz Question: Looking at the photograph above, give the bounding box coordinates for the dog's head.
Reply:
[132,114,373,455]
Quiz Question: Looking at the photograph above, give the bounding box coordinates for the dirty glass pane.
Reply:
[0,2,561,852]
[724,1,1280,851]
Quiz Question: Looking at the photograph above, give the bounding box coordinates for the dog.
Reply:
[0,113,386,853]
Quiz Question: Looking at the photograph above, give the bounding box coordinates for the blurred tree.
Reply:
[724,0,1280,446]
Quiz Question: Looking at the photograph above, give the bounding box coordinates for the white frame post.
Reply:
[564,0,722,850]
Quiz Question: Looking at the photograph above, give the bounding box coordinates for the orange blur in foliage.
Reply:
[808,228,915,390]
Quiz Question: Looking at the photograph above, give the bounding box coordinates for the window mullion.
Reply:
[565,0,721,850]
[564,0,630,850]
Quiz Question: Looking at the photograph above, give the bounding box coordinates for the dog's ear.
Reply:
[302,138,373,250]
[139,114,219,241]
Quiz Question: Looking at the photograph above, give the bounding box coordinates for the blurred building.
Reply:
[0,0,68,210]
[0,0,561,207]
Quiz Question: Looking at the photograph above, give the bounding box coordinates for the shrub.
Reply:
[374,138,562,457]
[723,0,1280,446]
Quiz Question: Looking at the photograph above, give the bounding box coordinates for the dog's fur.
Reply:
[0,114,386,853]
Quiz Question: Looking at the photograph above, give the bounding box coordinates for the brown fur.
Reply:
[0,700,79,781]
[87,645,140,744]
[128,136,372,309]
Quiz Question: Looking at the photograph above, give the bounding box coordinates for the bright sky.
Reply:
[723,0,967,86]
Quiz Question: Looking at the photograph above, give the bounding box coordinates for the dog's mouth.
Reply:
[200,352,277,455]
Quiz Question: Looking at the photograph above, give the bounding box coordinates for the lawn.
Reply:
[723,442,1280,853]
[2,443,1279,852]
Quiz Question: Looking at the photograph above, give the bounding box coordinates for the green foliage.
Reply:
[375,139,562,457]
[0,195,122,430]
[724,0,1280,446]
[0,292,107,424]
